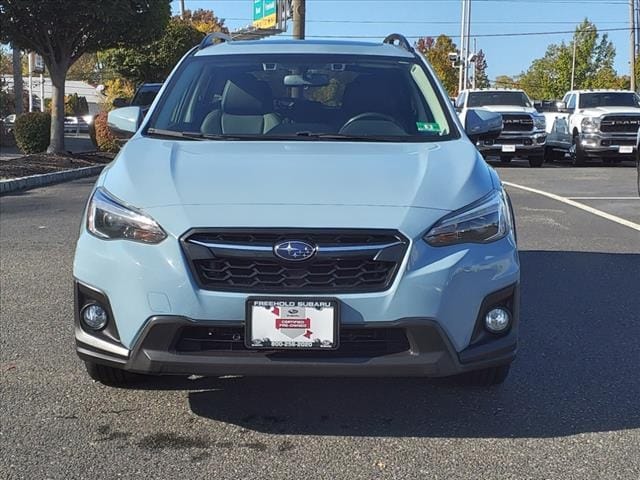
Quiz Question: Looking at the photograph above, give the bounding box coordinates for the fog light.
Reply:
[485,307,511,333]
[81,304,108,330]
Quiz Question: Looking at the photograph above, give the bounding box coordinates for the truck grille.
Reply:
[501,114,533,132]
[600,115,640,133]
[175,326,411,358]
[181,229,408,293]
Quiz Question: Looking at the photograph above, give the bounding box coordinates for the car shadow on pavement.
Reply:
[174,250,640,438]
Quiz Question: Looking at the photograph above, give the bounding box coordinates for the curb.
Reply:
[0,165,104,196]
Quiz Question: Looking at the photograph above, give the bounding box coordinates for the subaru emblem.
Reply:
[274,240,316,262]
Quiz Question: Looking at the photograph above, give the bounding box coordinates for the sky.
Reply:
[171,0,635,81]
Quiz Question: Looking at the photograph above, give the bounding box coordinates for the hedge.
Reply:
[93,111,120,153]
[14,112,51,154]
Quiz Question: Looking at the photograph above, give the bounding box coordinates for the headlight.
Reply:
[533,115,546,130]
[581,117,601,133]
[87,188,166,244]
[424,190,512,247]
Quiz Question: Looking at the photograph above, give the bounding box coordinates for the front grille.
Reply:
[175,326,410,358]
[600,115,640,133]
[501,114,533,132]
[181,229,408,293]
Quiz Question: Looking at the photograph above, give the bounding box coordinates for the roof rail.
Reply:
[198,32,233,50]
[383,34,414,53]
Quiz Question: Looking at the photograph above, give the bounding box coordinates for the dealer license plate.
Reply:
[501,145,516,153]
[246,298,339,350]
[619,145,633,154]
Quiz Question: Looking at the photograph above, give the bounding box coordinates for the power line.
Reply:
[269,26,633,40]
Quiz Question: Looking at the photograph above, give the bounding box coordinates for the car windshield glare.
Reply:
[467,91,531,108]
[145,54,454,142]
[579,92,640,109]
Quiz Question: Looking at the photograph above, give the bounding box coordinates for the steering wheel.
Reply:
[339,112,404,134]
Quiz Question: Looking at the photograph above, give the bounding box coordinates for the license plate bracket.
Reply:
[501,145,516,153]
[246,298,340,350]
[619,145,633,154]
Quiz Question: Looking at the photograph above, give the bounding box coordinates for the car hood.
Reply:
[476,105,538,115]
[102,137,493,213]
[578,106,640,116]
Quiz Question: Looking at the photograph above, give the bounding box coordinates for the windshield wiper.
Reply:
[146,128,203,140]
[294,132,403,142]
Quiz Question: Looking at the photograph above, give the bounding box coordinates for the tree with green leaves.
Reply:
[101,17,215,85]
[493,75,518,88]
[0,0,170,153]
[518,19,622,99]
[473,49,490,89]
[416,35,459,96]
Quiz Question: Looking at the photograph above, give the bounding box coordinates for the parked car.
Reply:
[455,88,546,167]
[64,115,93,133]
[543,89,640,165]
[75,34,518,388]
[3,114,16,133]
[636,128,640,195]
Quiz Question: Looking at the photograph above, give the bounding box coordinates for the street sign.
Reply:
[253,0,277,29]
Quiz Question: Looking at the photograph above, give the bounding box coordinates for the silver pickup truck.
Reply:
[542,90,640,165]
[456,88,547,167]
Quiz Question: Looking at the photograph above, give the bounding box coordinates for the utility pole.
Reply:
[458,0,467,94]
[571,38,577,90]
[464,0,472,90]
[179,0,185,18]
[12,47,23,115]
[292,0,306,40]
[631,0,636,91]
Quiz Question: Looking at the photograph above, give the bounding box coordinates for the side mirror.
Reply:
[112,97,130,108]
[464,108,502,142]
[555,101,568,113]
[107,106,143,139]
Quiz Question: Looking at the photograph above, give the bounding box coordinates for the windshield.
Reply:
[145,54,455,142]
[579,92,640,108]
[467,91,531,108]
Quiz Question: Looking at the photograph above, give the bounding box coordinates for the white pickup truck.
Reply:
[455,88,547,167]
[543,89,640,165]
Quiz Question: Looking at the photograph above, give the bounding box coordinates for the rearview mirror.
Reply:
[284,74,330,87]
[555,101,568,113]
[108,106,143,139]
[464,108,502,142]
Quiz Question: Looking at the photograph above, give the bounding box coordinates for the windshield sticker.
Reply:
[416,122,441,132]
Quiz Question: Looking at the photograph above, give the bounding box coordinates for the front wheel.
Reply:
[84,361,141,387]
[528,155,544,168]
[571,134,587,166]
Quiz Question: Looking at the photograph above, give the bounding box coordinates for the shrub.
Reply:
[14,112,51,153]
[93,111,120,153]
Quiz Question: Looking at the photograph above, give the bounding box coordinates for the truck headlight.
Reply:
[533,115,546,130]
[581,117,601,133]
[424,190,513,247]
[87,188,166,244]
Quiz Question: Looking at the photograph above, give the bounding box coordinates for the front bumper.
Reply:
[477,131,546,156]
[75,282,519,378]
[579,132,637,156]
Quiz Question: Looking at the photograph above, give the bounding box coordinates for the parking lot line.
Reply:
[503,181,640,232]
[567,197,640,200]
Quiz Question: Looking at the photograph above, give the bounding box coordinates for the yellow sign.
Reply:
[254,13,277,29]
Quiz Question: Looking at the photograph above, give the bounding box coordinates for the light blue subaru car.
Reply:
[74,34,518,387]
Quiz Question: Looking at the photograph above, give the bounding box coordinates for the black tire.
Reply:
[528,155,544,168]
[84,361,139,387]
[460,364,511,387]
[571,134,587,166]
[499,156,512,164]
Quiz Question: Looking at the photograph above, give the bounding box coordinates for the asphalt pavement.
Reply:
[1,161,639,480]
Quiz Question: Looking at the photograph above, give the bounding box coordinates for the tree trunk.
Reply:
[12,48,23,115]
[47,67,66,154]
